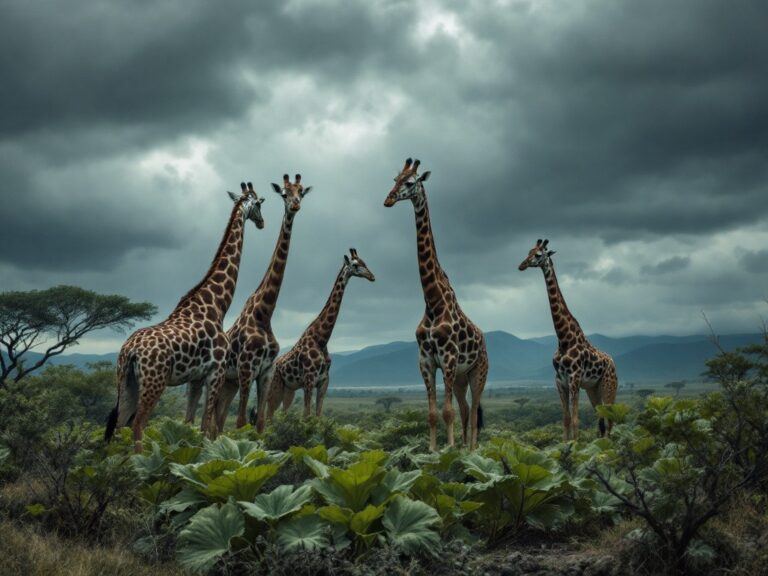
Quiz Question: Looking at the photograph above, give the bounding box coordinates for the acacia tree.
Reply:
[513,397,530,410]
[664,380,686,396]
[0,285,155,387]
[375,396,402,413]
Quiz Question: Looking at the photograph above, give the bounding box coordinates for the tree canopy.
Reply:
[375,396,402,413]
[0,285,156,386]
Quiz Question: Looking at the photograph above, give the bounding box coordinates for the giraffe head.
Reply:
[227,182,265,229]
[518,239,557,271]
[343,248,376,282]
[383,158,431,207]
[271,173,312,214]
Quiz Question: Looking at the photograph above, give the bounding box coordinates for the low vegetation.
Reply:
[0,337,767,575]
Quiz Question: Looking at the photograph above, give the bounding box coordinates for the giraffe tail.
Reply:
[104,403,119,443]
[477,403,484,432]
[105,356,139,442]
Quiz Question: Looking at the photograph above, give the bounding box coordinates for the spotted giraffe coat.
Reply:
[266,251,374,420]
[519,240,618,440]
[105,185,264,452]
[384,158,488,451]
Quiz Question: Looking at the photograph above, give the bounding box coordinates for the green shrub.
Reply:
[261,411,340,451]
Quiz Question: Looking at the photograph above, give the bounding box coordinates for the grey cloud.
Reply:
[641,256,691,276]
[1,0,768,349]
[739,250,768,274]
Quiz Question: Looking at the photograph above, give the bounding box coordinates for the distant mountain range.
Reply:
[328,331,762,385]
[15,331,763,385]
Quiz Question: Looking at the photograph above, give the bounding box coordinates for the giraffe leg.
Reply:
[568,371,582,441]
[212,377,238,432]
[467,349,488,450]
[600,361,619,436]
[442,359,458,448]
[584,385,605,437]
[302,373,316,419]
[254,367,273,433]
[454,374,469,448]
[556,377,571,441]
[184,379,204,424]
[266,369,284,422]
[235,367,253,429]
[419,356,439,452]
[201,363,226,439]
[315,369,330,418]
[282,387,297,411]
[132,375,165,454]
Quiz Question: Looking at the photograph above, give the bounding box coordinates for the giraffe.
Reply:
[266,249,375,421]
[105,183,265,452]
[187,174,312,432]
[384,158,488,451]
[518,239,618,440]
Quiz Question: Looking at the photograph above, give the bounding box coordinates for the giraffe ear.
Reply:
[300,186,312,197]
[270,183,282,195]
[418,171,431,182]
[547,250,556,257]
[344,255,351,265]
[227,190,239,202]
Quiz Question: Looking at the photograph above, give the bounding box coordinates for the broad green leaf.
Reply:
[632,436,655,454]
[139,480,173,505]
[313,461,386,511]
[276,514,329,552]
[289,444,328,464]
[170,459,241,490]
[200,436,263,463]
[411,473,443,503]
[177,502,245,573]
[239,484,313,522]
[459,500,484,514]
[304,455,330,479]
[317,504,354,525]
[526,497,574,530]
[382,496,441,555]
[132,442,165,480]
[161,488,208,514]
[350,504,384,535]
[357,450,388,467]
[203,463,280,502]
[595,403,631,424]
[167,445,202,465]
[462,453,504,482]
[372,469,422,504]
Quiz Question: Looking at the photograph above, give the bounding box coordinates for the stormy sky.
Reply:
[1,0,767,353]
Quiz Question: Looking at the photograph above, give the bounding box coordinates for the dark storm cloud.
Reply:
[1,0,766,346]
[739,250,768,274]
[641,256,691,276]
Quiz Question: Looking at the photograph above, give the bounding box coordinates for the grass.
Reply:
[0,520,183,576]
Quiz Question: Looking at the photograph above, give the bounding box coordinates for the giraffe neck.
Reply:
[170,201,246,322]
[412,195,451,311]
[308,266,350,347]
[541,260,584,347]
[249,211,295,321]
